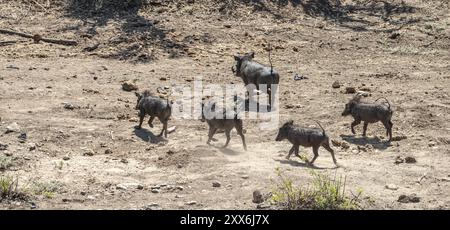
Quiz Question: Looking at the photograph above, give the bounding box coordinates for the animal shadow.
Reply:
[274,159,333,170]
[133,127,165,144]
[340,134,391,150]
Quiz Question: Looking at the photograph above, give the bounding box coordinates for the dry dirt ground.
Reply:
[0,0,449,210]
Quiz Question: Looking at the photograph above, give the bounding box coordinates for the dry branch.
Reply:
[0,29,78,46]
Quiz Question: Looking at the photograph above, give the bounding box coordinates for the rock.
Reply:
[150,185,161,190]
[292,47,299,52]
[80,191,86,196]
[6,122,20,133]
[341,141,350,149]
[167,150,175,155]
[63,102,78,110]
[120,158,128,164]
[345,87,356,94]
[385,184,399,190]
[212,181,221,188]
[395,156,404,164]
[391,135,407,141]
[151,189,159,193]
[83,149,95,156]
[128,117,138,122]
[294,74,308,81]
[356,90,369,97]
[256,203,271,209]
[177,164,183,168]
[332,80,341,88]
[389,32,400,39]
[104,149,113,154]
[18,133,27,143]
[186,201,197,205]
[116,184,128,190]
[63,156,70,161]
[167,126,177,134]
[284,104,294,109]
[159,77,167,81]
[252,190,264,204]
[398,194,420,203]
[28,143,37,151]
[143,203,161,210]
[0,143,8,151]
[428,141,436,147]
[241,175,250,179]
[405,156,416,163]
[175,186,184,191]
[122,82,138,92]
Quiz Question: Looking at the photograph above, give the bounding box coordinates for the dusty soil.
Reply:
[0,0,449,210]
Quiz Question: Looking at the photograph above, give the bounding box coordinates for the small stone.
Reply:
[18,133,27,143]
[241,175,249,179]
[252,190,264,204]
[63,156,70,161]
[385,184,399,190]
[186,201,197,205]
[175,186,184,191]
[167,150,175,155]
[143,203,161,210]
[0,143,8,151]
[389,32,400,39]
[256,203,271,209]
[167,126,177,134]
[6,122,20,133]
[122,82,138,92]
[28,143,37,151]
[332,80,341,88]
[395,156,404,164]
[120,159,128,164]
[292,47,299,52]
[116,184,128,190]
[63,102,77,110]
[212,181,221,188]
[428,141,436,147]
[345,87,356,94]
[151,189,159,193]
[398,194,420,203]
[405,157,416,164]
[83,149,95,156]
[159,77,167,81]
[177,164,183,168]
[80,191,87,196]
[104,149,113,154]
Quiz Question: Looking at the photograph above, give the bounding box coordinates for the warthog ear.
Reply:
[135,92,141,98]
[249,52,255,58]
[234,55,241,61]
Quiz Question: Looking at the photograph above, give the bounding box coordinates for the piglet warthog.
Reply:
[232,52,280,111]
[134,90,172,138]
[341,94,393,141]
[275,120,338,166]
[201,99,247,151]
